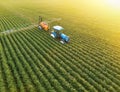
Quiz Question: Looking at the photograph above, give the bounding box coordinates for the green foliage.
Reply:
[0,0,120,92]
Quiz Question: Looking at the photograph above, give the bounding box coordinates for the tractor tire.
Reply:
[38,26,42,30]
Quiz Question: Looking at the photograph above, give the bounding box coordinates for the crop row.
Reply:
[0,13,31,32]
[8,27,119,91]
[1,11,120,92]
[26,28,119,89]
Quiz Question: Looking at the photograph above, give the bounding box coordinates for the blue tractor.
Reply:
[50,26,70,44]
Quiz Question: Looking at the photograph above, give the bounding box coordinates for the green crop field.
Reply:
[0,0,120,92]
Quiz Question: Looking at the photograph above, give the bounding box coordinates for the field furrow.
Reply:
[0,1,120,91]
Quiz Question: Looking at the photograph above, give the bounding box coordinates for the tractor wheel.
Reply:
[38,26,42,30]
[51,34,55,38]
[60,40,65,44]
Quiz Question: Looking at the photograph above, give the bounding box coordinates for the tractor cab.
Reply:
[51,26,64,38]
